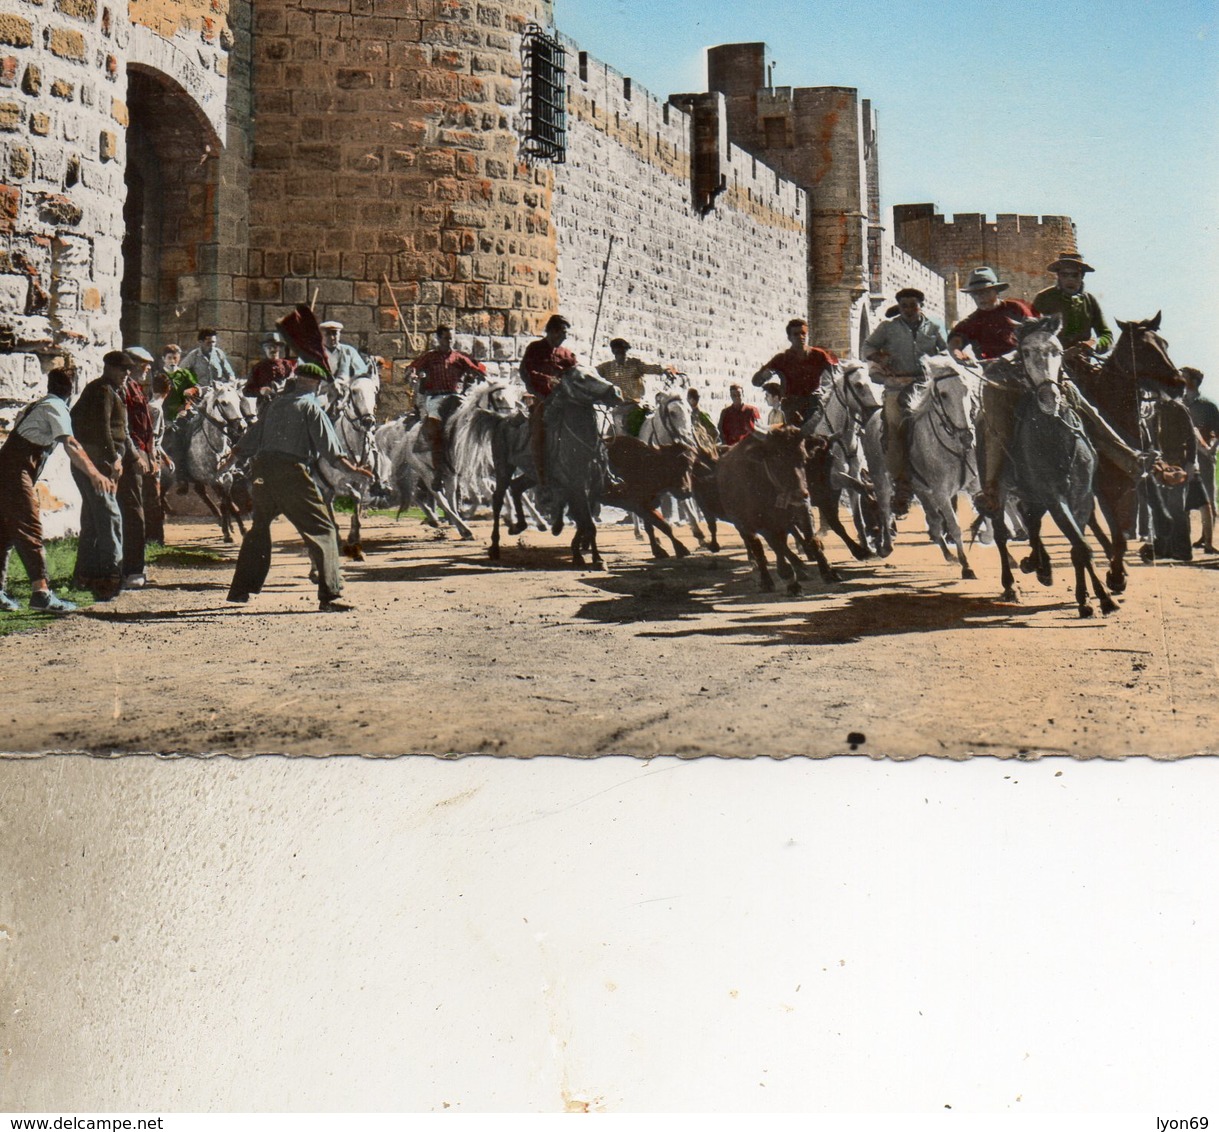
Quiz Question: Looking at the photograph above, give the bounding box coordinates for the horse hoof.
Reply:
[1079,604,1095,619]
[460,532,475,541]
[675,544,691,558]
[787,581,802,597]
[1100,598,1118,616]
[507,522,526,536]
[709,541,720,553]
[1000,587,1018,603]
[824,569,842,584]
[962,567,977,580]
[1019,556,1036,574]
[633,530,646,542]
[223,534,234,544]
[488,549,500,561]
[1036,570,1053,588]
[653,547,670,560]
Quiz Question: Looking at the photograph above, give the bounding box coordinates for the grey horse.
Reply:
[162,382,250,543]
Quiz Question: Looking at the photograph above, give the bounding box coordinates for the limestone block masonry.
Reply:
[552,40,808,411]
[245,0,557,386]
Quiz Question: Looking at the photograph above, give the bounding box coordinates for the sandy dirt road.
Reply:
[2,509,1216,759]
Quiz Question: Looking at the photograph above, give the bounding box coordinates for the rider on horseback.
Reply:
[751,318,837,428]
[863,287,948,517]
[520,314,578,484]
[406,326,487,491]
[595,337,678,436]
[1032,253,1114,358]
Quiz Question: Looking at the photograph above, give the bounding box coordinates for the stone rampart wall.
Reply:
[552,38,808,414]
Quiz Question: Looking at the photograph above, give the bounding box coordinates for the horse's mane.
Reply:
[450,381,520,484]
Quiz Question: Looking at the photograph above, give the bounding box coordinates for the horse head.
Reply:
[654,391,696,447]
[1016,315,1065,388]
[915,354,978,436]
[840,360,883,416]
[1113,312,1183,393]
[346,373,380,429]
[558,365,623,407]
[207,382,249,440]
[471,379,522,418]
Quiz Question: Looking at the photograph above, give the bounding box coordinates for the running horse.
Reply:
[1064,312,1183,590]
[992,316,1116,618]
[544,366,623,569]
[905,353,983,581]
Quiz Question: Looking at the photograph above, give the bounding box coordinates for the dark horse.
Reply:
[1064,312,1182,591]
[543,365,623,569]
[993,317,1115,618]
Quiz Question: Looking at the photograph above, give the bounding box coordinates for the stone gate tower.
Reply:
[245,0,559,378]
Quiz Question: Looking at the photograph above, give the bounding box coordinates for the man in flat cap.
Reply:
[1032,253,1113,355]
[70,350,134,600]
[596,337,677,436]
[320,321,372,381]
[864,288,948,515]
[118,346,157,587]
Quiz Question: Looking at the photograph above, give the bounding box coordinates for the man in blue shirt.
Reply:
[226,364,372,612]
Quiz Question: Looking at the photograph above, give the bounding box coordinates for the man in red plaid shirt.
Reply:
[407,326,487,490]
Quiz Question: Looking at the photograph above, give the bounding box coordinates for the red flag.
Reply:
[276,304,333,376]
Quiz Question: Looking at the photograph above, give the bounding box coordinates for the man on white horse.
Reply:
[596,337,677,436]
[320,321,371,381]
[864,287,948,516]
[520,314,578,484]
[406,326,487,491]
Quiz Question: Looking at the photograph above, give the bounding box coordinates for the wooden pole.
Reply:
[590,233,616,362]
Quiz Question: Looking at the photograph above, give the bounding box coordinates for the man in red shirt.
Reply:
[520,315,577,483]
[120,347,157,587]
[245,331,296,400]
[718,383,762,446]
[948,267,1037,513]
[752,318,838,426]
[407,326,487,489]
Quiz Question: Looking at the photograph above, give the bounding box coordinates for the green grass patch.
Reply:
[331,497,426,520]
[1,537,95,636]
[145,543,228,569]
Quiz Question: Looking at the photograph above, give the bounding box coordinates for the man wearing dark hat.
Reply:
[118,346,157,588]
[226,362,373,613]
[520,314,578,483]
[948,267,1036,363]
[0,368,115,614]
[864,288,948,514]
[245,331,296,400]
[70,350,134,599]
[1032,253,1113,353]
[407,326,487,490]
[751,318,837,427]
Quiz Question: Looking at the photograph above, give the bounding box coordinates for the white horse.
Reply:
[312,371,388,559]
[374,396,477,541]
[164,380,250,542]
[630,390,713,546]
[810,360,891,557]
[906,353,983,580]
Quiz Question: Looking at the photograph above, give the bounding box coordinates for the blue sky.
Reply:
[556,0,1218,374]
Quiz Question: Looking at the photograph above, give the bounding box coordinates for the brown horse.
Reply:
[602,437,698,559]
[1065,312,1182,592]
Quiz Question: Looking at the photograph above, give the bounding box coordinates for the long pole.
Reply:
[590,233,616,361]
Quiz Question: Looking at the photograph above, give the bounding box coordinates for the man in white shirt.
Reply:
[0,368,116,613]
